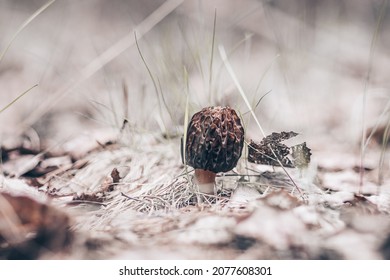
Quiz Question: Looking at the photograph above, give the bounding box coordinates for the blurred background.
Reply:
[0,0,389,153]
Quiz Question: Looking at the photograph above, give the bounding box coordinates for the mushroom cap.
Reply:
[185,106,245,173]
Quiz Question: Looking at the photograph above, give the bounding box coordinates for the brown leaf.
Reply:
[248,131,298,167]
[111,167,121,184]
[101,167,121,192]
[0,192,72,259]
[249,131,312,169]
[291,142,312,169]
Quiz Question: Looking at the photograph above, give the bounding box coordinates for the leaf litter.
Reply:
[1,0,390,260]
[2,129,390,260]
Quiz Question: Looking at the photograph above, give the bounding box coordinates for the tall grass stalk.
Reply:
[0,0,55,118]
[183,66,191,186]
[219,45,304,198]
[208,9,217,104]
[21,0,184,131]
[0,84,38,115]
[378,116,390,186]
[359,0,388,192]
[0,0,56,64]
[135,32,167,135]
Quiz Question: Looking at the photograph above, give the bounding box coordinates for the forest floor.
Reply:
[1,0,390,259]
[2,126,390,259]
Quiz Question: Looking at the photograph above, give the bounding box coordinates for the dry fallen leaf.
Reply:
[248,131,312,169]
[248,131,298,167]
[291,142,312,169]
[0,192,72,259]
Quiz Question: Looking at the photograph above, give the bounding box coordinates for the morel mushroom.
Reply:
[185,106,244,194]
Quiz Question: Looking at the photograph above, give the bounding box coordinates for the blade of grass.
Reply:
[183,66,191,185]
[156,76,175,124]
[214,34,255,92]
[178,22,205,96]
[208,8,217,104]
[219,45,304,199]
[378,116,390,186]
[0,84,38,114]
[242,89,272,116]
[21,0,184,131]
[122,80,129,123]
[364,98,390,150]
[359,0,388,192]
[219,45,266,137]
[253,54,280,102]
[0,87,38,173]
[243,53,278,130]
[134,32,167,135]
[0,0,56,64]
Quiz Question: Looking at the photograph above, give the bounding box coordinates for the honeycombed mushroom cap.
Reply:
[185,106,245,173]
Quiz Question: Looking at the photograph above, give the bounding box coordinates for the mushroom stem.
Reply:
[194,169,216,194]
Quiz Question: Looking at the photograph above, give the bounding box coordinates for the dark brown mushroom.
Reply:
[185,106,245,194]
